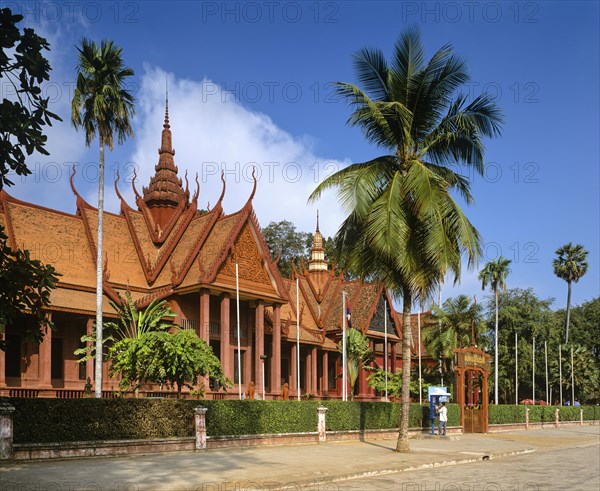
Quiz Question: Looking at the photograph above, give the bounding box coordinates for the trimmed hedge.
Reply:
[6,398,596,445]
[489,404,600,424]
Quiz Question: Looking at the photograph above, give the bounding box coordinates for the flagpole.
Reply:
[559,344,563,406]
[342,291,347,401]
[236,262,242,400]
[571,346,575,406]
[296,277,300,401]
[417,303,422,405]
[545,340,549,405]
[532,336,535,404]
[515,331,518,406]
[384,297,388,402]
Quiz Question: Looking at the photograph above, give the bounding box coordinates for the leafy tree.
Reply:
[0,9,60,348]
[556,297,600,361]
[549,345,599,404]
[310,28,502,451]
[479,256,511,405]
[71,38,135,398]
[0,8,61,188]
[0,225,59,347]
[121,328,230,398]
[338,327,373,400]
[262,220,311,277]
[553,243,589,344]
[422,295,485,385]
[488,288,555,404]
[367,367,427,401]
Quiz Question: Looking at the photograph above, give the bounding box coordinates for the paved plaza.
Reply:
[1,425,598,490]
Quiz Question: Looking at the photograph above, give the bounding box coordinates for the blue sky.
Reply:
[6,1,599,311]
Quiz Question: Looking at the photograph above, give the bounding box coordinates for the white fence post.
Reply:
[525,407,529,430]
[194,406,208,450]
[318,405,328,442]
[0,402,15,460]
[555,408,560,428]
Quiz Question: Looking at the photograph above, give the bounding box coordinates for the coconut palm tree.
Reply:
[310,27,502,452]
[553,243,589,344]
[479,256,511,405]
[71,38,135,398]
[423,295,484,382]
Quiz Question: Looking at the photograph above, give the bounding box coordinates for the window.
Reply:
[51,338,63,379]
[5,335,21,378]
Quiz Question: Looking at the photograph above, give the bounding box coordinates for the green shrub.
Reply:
[12,398,571,445]
[489,404,527,424]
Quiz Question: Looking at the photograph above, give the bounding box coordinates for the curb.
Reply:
[271,448,535,490]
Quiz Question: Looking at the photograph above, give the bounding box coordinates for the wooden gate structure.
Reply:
[454,346,491,433]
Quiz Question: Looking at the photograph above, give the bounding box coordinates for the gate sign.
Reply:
[455,347,491,372]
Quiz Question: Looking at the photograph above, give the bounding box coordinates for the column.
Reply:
[270,304,281,396]
[368,339,375,396]
[391,342,397,373]
[0,332,5,388]
[220,294,231,379]
[305,349,311,394]
[311,347,317,396]
[290,343,298,396]
[86,318,94,385]
[322,351,329,397]
[38,323,52,389]
[199,289,210,342]
[254,301,264,388]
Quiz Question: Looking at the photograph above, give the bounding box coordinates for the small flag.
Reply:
[346,307,352,329]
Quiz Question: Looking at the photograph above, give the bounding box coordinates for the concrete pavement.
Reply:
[1,425,598,490]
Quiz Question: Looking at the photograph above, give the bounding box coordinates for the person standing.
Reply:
[437,402,448,436]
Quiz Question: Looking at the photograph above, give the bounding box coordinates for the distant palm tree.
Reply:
[553,243,589,344]
[479,257,511,405]
[71,38,135,398]
[423,295,484,382]
[310,27,502,452]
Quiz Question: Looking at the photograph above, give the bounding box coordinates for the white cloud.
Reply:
[117,65,349,235]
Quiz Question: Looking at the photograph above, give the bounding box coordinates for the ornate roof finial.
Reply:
[316,209,320,233]
[142,95,188,218]
[164,79,170,129]
[308,209,328,272]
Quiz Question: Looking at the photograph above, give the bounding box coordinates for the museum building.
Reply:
[0,104,429,399]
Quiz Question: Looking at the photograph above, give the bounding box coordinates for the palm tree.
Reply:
[310,27,502,452]
[423,295,484,383]
[479,256,511,405]
[71,38,135,398]
[553,243,589,344]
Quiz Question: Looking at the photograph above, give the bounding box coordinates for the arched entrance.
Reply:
[454,346,491,433]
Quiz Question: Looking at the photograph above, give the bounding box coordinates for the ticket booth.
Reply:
[428,386,451,435]
[454,346,491,433]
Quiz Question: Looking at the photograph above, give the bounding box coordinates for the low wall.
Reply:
[12,426,465,461]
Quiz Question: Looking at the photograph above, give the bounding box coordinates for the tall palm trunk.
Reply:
[94,143,105,398]
[494,289,498,405]
[396,286,412,452]
[565,281,572,344]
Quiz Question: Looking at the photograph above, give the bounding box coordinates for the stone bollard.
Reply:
[194,406,208,450]
[317,405,328,442]
[580,408,584,426]
[555,408,560,428]
[0,402,15,460]
[525,407,529,430]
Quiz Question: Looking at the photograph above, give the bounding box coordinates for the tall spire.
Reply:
[309,210,328,272]
[142,95,189,225]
